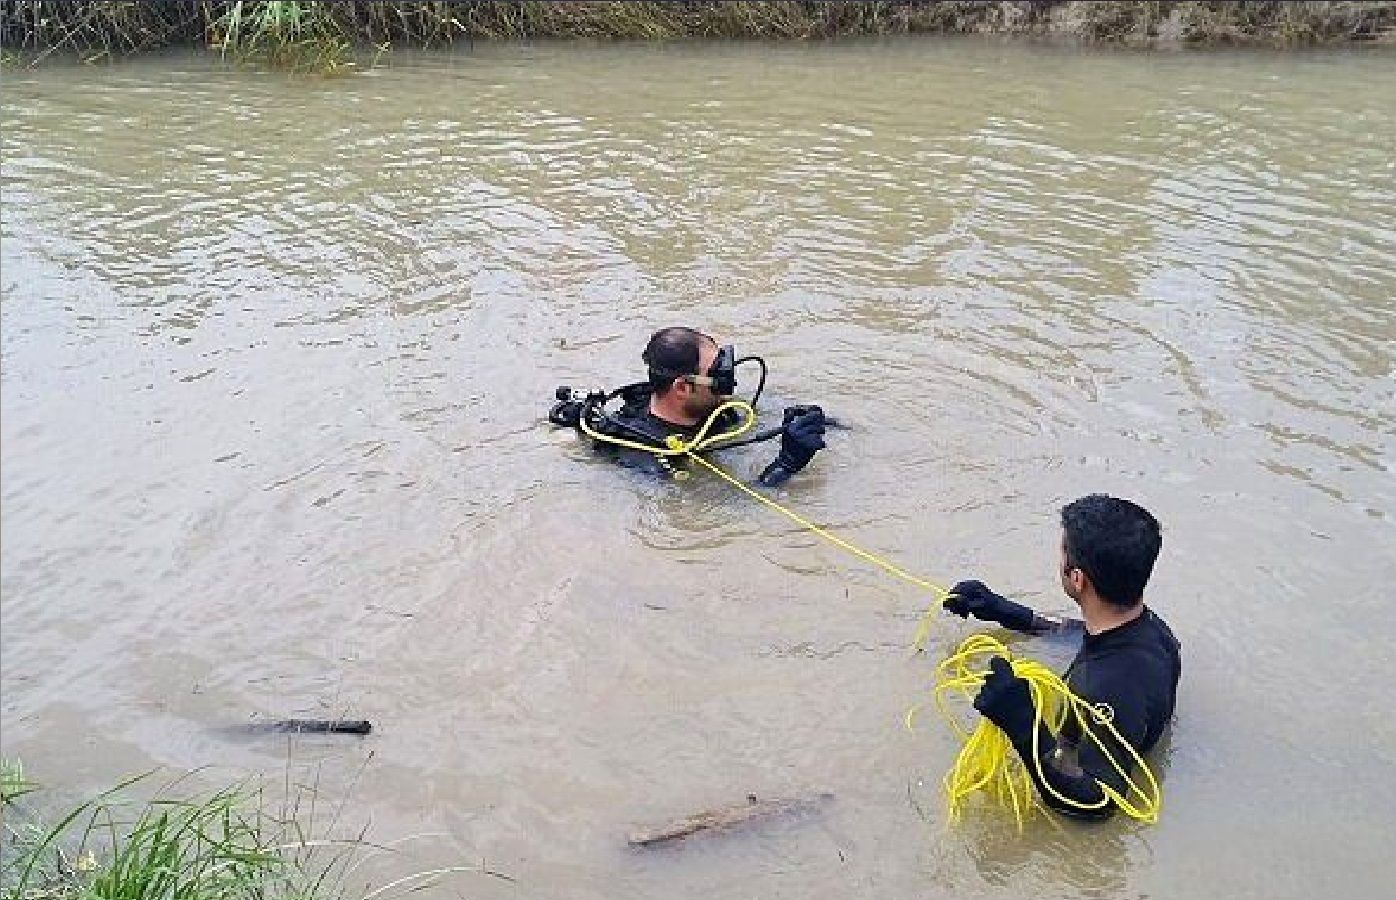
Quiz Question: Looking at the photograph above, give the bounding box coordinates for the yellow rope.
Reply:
[577,397,759,458]
[909,633,1163,828]
[576,402,1163,826]
[578,399,950,602]
[684,453,949,598]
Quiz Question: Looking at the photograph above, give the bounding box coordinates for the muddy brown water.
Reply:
[2,39,1394,899]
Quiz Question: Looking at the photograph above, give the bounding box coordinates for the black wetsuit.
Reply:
[596,403,703,478]
[583,384,776,481]
[1024,608,1181,819]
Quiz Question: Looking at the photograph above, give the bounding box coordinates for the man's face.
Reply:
[1059,533,1085,606]
[679,338,724,419]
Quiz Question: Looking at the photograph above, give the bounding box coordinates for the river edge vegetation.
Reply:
[1,1,1394,70]
[0,758,485,900]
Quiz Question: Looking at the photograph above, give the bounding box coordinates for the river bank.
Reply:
[3,0,1395,65]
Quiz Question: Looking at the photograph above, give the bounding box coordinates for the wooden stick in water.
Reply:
[628,792,833,847]
[236,719,373,735]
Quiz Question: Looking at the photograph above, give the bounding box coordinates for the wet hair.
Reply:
[1061,494,1162,609]
[642,327,713,395]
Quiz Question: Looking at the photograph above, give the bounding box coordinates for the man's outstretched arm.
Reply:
[943,580,1083,635]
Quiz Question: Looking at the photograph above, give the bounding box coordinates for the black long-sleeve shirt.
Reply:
[1016,607,1181,819]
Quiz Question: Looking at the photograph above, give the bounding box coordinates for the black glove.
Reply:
[973,656,1037,749]
[943,580,1035,632]
[549,398,583,428]
[758,405,826,487]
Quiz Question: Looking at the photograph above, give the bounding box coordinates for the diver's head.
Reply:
[643,326,728,426]
[1059,494,1162,610]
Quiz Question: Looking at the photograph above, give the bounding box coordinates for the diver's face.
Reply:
[680,339,723,419]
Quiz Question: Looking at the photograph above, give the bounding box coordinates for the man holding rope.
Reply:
[944,494,1182,820]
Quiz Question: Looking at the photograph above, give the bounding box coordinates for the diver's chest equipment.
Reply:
[550,346,781,451]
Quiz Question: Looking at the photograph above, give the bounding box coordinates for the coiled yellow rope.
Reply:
[575,402,1163,826]
[909,633,1163,827]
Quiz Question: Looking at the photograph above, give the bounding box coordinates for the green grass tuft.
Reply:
[0,760,36,806]
[0,762,481,900]
[214,1,358,73]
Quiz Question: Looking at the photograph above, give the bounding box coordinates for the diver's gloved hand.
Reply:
[974,656,1037,748]
[943,580,1036,632]
[548,386,585,428]
[758,405,826,487]
[549,399,583,428]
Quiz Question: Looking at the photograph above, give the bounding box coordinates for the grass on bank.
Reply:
[1,1,1394,71]
[0,758,483,900]
[213,1,364,73]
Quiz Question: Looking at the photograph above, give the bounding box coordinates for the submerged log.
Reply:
[628,792,833,847]
[233,718,373,735]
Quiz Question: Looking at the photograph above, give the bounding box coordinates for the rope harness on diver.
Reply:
[568,398,1164,827]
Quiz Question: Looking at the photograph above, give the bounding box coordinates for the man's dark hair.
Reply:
[1061,494,1162,608]
[642,327,712,395]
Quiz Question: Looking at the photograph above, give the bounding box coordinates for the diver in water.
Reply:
[549,326,827,486]
[943,494,1181,820]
